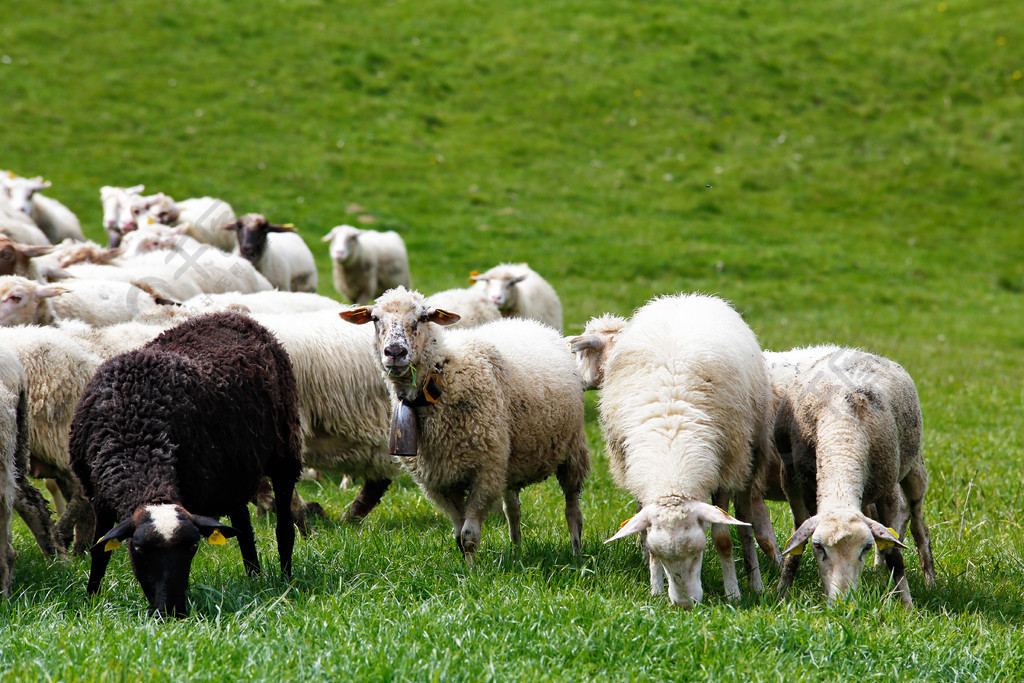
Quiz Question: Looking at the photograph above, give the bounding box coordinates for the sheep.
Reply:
[184,290,343,315]
[470,263,563,333]
[322,224,411,304]
[774,347,936,606]
[0,275,179,328]
[424,286,501,329]
[221,214,317,293]
[100,185,145,247]
[130,193,239,252]
[599,294,775,609]
[0,173,84,243]
[69,312,303,617]
[1,199,51,246]
[340,286,590,563]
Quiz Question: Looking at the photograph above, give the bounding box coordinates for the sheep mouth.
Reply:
[383,362,411,378]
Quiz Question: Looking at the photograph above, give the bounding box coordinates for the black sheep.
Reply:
[69,311,302,617]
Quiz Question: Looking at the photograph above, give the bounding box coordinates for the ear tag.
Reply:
[208,529,227,545]
[283,223,295,228]
[714,505,729,516]
[875,528,900,551]
[147,217,155,224]
[788,540,806,556]
[104,539,121,552]
[619,517,632,529]
[423,373,443,403]
[468,270,479,283]
[6,171,13,179]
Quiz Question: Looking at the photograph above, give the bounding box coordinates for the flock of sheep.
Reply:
[0,171,935,617]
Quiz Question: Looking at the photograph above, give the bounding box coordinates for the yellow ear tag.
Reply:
[875,527,900,551]
[208,529,227,546]
[788,540,806,556]
[619,517,632,529]
[283,223,295,228]
[104,538,121,552]
[7,171,14,179]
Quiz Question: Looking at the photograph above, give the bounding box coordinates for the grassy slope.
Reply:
[2,0,1023,679]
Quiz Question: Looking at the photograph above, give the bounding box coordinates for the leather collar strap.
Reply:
[405,372,443,408]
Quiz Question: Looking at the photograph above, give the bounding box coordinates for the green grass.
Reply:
[2,0,1024,679]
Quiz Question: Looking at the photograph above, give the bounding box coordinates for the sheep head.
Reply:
[321,224,361,262]
[100,184,145,245]
[565,314,628,390]
[0,236,53,277]
[470,264,530,312]
[606,499,749,609]
[783,509,907,603]
[0,275,66,326]
[223,213,295,264]
[92,503,239,618]
[0,175,50,215]
[340,286,460,386]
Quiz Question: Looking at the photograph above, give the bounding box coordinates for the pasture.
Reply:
[2,0,1023,679]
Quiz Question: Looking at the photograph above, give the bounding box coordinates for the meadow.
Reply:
[2,0,1023,679]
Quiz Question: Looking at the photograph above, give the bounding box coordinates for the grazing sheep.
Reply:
[470,263,563,333]
[0,275,178,327]
[69,312,303,617]
[565,313,629,390]
[100,185,145,247]
[223,214,317,293]
[322,224,411,304]
[600,294,775,609]
[424,286,501,329]
[775,347,936,606]
[1,200,51,246]
[340,287,590,563]
[0,173,84,243]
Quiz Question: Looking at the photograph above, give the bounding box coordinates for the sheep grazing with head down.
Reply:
[774,347,935,606]
[470,263,563,333]
[222,213,317,293]
[340,286,590,563]
[69,312,303,617]
[598,294,776,609]
[322,224,412,305]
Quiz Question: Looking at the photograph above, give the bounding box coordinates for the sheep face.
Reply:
[93,504,239,618]
[100,185,145,246]
[0,276,65,326]
[566,314,627,390]
[0,175,49,215]
[339,286,460,380]
[223,213,296,264]
[606,500,750,609]
[0,237,52,277]
[322,225,360,262]
[783,510,907,603]
[471,268,528,312]
[129,193,180,226]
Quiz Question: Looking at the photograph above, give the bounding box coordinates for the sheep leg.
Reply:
[342,478,392,523]
[86,510,116,595]
[53,472,94,555]
[900,464,936,587]
[556,459,585,556]
[502,489,522,546]
[13,477,63,558]
[230,506,260,577]
[733,491,764,593]
[750,495,782,570]
[432,491,467,555]
[45,479,66,516]
[874,492,913,607]
[270,476,296,578]
[778,496,814,598]
[710,492,741,601]
[461,488,499,564]
[649,554,666,595]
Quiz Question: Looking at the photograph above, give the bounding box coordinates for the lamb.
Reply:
[0,173,85,243]
[0,275,179,327]
[470,263,563,332]
[340,286,590,563]
[1,199,51,246]
[69,312,303,617]
[322,224,411,304]
[599,294,776,609]
[774,347,936,606]
[100,185,145,247]
[223,214,317,293]
[424,286,501,329]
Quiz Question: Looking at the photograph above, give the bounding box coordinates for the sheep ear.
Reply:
[127,184,145,194]
[510,274,529,285]
[321,227,339,243]
[20,244,55,259]
[91,519,136,553]
[567,334,603,354]
[605,507,653,543]
[868,520,908,551]
[34,284,68,300]
[428,308,461,326]
[220,220,241,231]
[267,223,297,233]
[692,501,750,527]
[340,307,373,325]
[191,514,239,545]
[782,515,820,556]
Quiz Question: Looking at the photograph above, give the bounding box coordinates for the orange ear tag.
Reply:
[208,529,227,546]
[619,517,632,529]
[468,270,479,283]
[104,539,121,552]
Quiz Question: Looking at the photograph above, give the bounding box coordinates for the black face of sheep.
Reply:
[221,213,296,263]
[92,504,240,618]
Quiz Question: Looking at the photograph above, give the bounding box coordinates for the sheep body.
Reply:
[774,347,936,606]
[0,201,50,246]
[69,312,302,617]
[471,263,562,332]
[224,214,317,292]
[0,174,84,243]
[340,287,590,562]
[0,275,178,327]
[185,290,342,315]
[600,293,775,608]
[322,225,411,304]
[424,287,501,328]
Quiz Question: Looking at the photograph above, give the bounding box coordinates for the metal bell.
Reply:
[389,400,419,456]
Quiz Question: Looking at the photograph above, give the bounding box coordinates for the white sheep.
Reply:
[774,347,936,606]
[340,287,590,563]
[0,173,84,243]
[184,290,342,315]
[599,293,775,609]
[0,346,18,596]
[322,225,411,304]
[470,262,563,332]
[424,286,501,328]
[99,185,145,247]
[223,214,317,292]
[0,275,179,327]
[1,200,51,246]
[128,193,239,252]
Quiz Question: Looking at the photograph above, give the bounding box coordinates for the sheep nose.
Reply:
[384,343,408,363]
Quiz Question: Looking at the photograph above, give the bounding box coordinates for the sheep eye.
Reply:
[812,540,826,558]
[860,544,873,559]
[7,295,21,303]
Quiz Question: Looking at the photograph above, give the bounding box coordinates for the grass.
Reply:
[2,0,1024,679]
